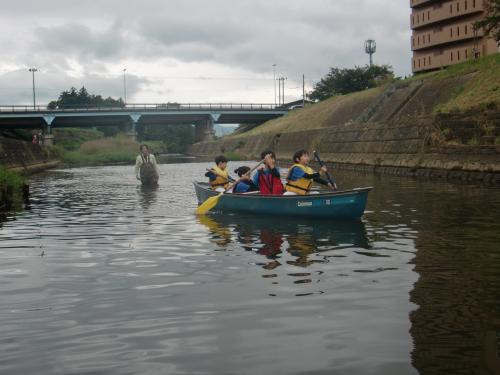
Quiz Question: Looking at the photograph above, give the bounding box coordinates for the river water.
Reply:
[1,161,499,375]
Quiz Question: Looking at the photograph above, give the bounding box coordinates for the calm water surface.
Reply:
[1,161,499,375]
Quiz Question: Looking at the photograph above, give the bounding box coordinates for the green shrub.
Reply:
[224,152,245,161]
[53,128,104,151]
[0,166,25,210]
[60,133,139,166]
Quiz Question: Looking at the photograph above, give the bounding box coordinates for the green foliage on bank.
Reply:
[309,65,394,101]
[224,152,245,161]
[474,0,500,43]
[0,166,25,210]
[53,128,105,151]
[138,124,195,154]
[57,133,139,166]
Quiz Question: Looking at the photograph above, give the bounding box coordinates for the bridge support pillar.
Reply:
[42,134,54,146]
[41,116,55,146]
[195,118,216,143]
[127,114,141,142]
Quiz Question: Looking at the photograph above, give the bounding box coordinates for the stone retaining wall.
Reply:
[0,136,60,174]
[188,112,500,183]
[188,72,500,183]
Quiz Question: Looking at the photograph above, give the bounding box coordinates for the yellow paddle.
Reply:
[196,159,265,215]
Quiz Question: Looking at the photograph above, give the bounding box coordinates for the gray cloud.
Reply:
[0,0,412,104]
[34,23,126,60]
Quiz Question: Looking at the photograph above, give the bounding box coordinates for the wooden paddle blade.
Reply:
[195,194,222,215]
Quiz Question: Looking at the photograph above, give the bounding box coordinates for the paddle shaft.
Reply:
[196,159,265,214]
[206,168,236,183]
[313,151,337,190]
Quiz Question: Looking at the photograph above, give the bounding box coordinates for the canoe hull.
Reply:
[194,182,371,219]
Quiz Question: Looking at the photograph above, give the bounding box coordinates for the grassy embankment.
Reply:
[52,128,167,166]
[0,166,25,211]
[229,53,500,139]
[414,53,500,113]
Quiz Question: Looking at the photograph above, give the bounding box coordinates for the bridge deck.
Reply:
[0,103,288,128]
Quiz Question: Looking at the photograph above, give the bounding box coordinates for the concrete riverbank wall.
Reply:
[0,136,60,174]
[188,70,500,184]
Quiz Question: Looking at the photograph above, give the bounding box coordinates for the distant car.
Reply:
[289,105,303,110]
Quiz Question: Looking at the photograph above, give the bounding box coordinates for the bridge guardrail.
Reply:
[0,103,286,113]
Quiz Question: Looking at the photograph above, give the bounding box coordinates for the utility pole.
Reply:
[302,74,305,107]
[277,77,281,106]
[28,68,38,110]
[123,68,127,106]
[272,64,277,107]
[279,76,286,106]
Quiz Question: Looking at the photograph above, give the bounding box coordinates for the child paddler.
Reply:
[285,149,334,195]
[232,166,259,193]
[252,150,284,195]
[205,155,234,192]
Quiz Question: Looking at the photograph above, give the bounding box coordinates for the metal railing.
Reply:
[0,103,287,113]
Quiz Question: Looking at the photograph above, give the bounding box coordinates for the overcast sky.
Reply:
[0,0,411,105]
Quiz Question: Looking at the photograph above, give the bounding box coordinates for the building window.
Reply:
[458,50,460,60]
[428,10,430,20]
[465,0,468,10]
[451,51,453,61]
[457,2,459,12]
[450,3,453,12]
[419,59,421,68]
[428,34,431,43]
[465,24,468,34]
[413,60,416,69]
[412,15,414,25]
[429,56,431,65]
[417,14,420,23]
[418,36,420,45]
[457,26,460,36]
[451,28,453,37]
[424,58,426,67]
[412,37,415,47]
[465,49,468,59]
[473,0,475,8]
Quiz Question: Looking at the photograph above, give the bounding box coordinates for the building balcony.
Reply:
[411,38,497,73]
[410,0,441,9]
[411,18,484,51]
[411,0,484,30]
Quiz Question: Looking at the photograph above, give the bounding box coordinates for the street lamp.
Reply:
[122,68,127,106]
[272,64,277,107]
[28,68,38,109]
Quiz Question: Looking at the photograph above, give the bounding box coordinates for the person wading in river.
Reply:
[135,144,159,186]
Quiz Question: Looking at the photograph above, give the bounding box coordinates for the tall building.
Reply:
[410,0,499,73]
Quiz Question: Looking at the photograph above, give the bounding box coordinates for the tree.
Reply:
[474,0,500,43]
[138,124,195,153]
[309,65,394,101]
[47,86,124,109]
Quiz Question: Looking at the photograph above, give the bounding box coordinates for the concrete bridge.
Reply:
[0,103,288,144]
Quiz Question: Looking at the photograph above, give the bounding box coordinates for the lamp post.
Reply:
[272,64,277,107]
[28,68,38,110]
[122,68,127,106]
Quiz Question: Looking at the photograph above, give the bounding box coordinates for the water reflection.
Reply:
[198,213,369,273]
[138,184,158,210]
[2,163,500,374]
